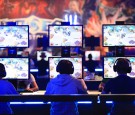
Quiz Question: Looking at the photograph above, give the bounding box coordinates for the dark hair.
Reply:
[0,63,6,78]
[56,60,74,74]
[88,54,92,59]
[113,58,132,74]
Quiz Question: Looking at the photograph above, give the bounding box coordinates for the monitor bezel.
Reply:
[0,57,30,80]
[102,24,135,47]
[48,25,83,47]
[0,25,29,48]
[48,56,83,79]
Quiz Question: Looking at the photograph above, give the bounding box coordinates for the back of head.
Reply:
[40,52,46,59]
[113,58,132,74]
[88,54,92,60]
[0,63,6,78]
[56,60,74,74]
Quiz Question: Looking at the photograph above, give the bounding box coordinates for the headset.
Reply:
[113,58,132,73]
[56,60,74,74]
[0,63,6,77]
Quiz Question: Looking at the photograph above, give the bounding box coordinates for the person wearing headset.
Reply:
[102,58,135,115]
[0,63,19,114]
[45,60,87,115]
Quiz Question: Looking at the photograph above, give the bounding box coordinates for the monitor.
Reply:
[102,24,135,46]
[37,51,52,61]
[49,57,82,79]
[0,25,29,48]
[0,57,29,79]
[104,57,135,78]
[85,51,100,61]
[48,25,83,47]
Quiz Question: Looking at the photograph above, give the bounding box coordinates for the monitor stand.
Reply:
[8,47,17,57]
[61,47,70,57]
[115,46,125,57]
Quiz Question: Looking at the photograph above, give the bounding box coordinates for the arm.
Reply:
[77,79,88,94]
[26,74,39,92]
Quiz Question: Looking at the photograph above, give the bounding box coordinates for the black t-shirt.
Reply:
[102,75,135,115]
[84,60,96,72]
[37,59,49,76]
[103,75,135,94]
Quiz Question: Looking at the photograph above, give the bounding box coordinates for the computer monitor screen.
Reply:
[49,57,82,79]
[102,24,135,46]
[0,25,29,48]
[0,58,29,79]
[37,51,52,61]
[104,57,135,78]
[85,51,100,61]
[48,25,83,47]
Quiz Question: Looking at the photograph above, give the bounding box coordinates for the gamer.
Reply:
[45,60,87,115]
[0,63,19,114]
[102,58,135,115]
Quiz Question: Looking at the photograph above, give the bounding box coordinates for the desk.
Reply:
[21,90,101,95]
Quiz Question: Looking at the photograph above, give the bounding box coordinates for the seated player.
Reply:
[45,60,87,115]
[102,58,135,115]
[0,63,19,114]
[18,73,39,92]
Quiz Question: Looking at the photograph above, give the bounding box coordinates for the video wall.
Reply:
[0,0,135,63]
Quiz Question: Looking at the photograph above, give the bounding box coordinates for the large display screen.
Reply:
[104,57,135,78]
[0,58,29,79]
[85,51,100,61]
[49,57,82,79]
[0,25,29,48]
[102,24,135,46]
[48,25,83,47]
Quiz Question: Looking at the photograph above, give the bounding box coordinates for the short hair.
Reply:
[56,60,74,74]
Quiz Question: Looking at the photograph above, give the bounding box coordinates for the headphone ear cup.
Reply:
[70,67,74,74]
[56,63,60,72]
[127,67,132,73]
[113,65,117,72]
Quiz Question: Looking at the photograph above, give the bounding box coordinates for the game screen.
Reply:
[85,51,100,61]
[49,57,82,79]
[102,24,135,46]
[0,25,29,47]
[104,57,135,78]
[0,58,29,79]
[49,25,83,47]
[37,51,52,61]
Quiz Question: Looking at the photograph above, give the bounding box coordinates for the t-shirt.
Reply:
[102,75,135,115]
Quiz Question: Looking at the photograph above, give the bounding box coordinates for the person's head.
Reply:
[40,52,46,59]
[88,53,92,60]
[0,63,6,78]
[68,0,79,13]
[56,60,74,74]
[113,58,132,74]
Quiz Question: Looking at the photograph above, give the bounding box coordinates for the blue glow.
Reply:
[84,68,88,72]
[95,69,103,72]
[10,102,44,104]
[106,101,113,104]
[30,69,38,72]
[30,68,103,73]
[77,101,92,104]
[10,101,93,104]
